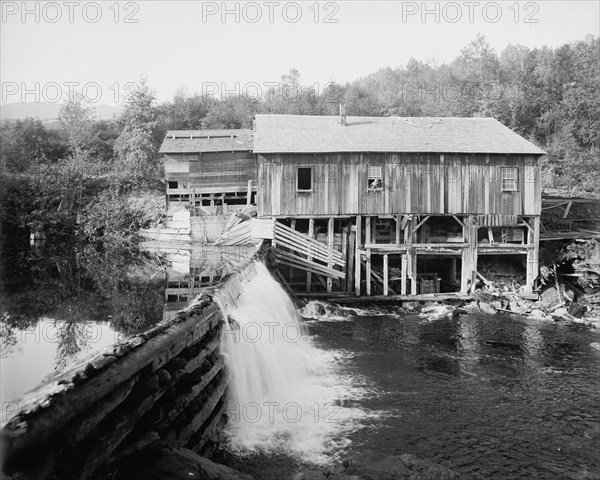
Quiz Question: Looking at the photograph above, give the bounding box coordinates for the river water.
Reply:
[218,271,600,479]
[2,244,599,479]
[306,308,600,479]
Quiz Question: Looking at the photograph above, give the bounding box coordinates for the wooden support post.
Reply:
[525,216,540,293]
[410,250,417,295]
[289,219,296,283]
[341,227,348,291]
[461,215,478,293]
[246,179,252,206]
[348,229,356,293]
[327,217,334,293]
[450,257,457,285]
[307,218,314,293]
[355,216,361,296]
[366,249,372,296]
[365,217,371,296]
[401,254,407,295]
[403,216,417,295]
[383,254,389,296]
[395,215,401,245]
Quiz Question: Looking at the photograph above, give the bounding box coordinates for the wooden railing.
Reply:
[272,222,345,280]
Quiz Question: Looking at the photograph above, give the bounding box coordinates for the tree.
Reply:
[113,81,159,186]
[0,118,66,173]
[59,94,95,160]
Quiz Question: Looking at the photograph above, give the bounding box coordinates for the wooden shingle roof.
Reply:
[253,115,546,155]
[159,129,253,153]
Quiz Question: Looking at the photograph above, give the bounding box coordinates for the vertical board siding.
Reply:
[258,153,541,217]
[165,152,256,192]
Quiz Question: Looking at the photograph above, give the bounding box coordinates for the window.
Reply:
[501,167,518,191]
[368,165,383,190]
[297,167,313,191]
[168,181,179,189]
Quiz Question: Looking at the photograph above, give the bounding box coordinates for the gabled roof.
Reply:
[253,115,546,155]
[159,129,253,154]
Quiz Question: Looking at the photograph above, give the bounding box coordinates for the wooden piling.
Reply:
[355,216,361,296]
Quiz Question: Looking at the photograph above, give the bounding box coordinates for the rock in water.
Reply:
[116,447,254,480]
[478,302,497,315]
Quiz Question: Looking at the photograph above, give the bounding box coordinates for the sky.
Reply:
[1,0,599,106]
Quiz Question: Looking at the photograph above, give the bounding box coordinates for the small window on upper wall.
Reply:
[168,181,179,189]
[501,167,518,191]
[297,167,313,192]
[368,165,383,190]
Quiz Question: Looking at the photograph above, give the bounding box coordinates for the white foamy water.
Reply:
[298,299,391,321]
[217,263,380,464]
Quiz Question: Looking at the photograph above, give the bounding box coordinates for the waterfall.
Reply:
[215,261,375,464]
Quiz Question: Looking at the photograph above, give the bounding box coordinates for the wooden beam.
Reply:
[246,179,252,206]
[327,217,334,293]
[542,201,569,211]
[383,254,389,296]
[401,253,407,295]
[341,227,348,291]
[563,201,573,219]
[400,214,411,230]
[411,215,430,238]
[450,257,457,285]
[307,218,314,293]
[410,251,417,295]
[365,217,371,296]
[487,227,494,244]
[289,219,296,282]
[348,229,355,293]
[366,249,372,296]
[395,216,401,245]
[452,215,468,232]
[333,293,474,304]
[355,216,361,296]
[520,219,534,234]
[525,216,540,293]
[461,215,478,293]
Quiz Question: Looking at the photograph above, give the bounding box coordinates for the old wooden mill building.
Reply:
[160,112,545,299]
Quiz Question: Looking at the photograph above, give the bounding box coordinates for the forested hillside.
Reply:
[153,34,599,193]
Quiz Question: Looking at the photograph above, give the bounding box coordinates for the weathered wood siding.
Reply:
[165,152,256,193]
[257,153,541,217]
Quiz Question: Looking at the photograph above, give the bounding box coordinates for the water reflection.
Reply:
[0,319,120,404]
[1,238,257,403]
[148,244,259,321]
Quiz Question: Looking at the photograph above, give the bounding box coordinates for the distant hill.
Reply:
[0,102,123,123]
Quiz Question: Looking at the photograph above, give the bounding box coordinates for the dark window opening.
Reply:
[297,167,313,191]
[168,181,179,189]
